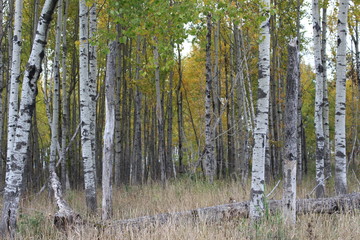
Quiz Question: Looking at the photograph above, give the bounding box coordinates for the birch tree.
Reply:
[79,0,97,213]
[6,0,23,180]
[249,0,271,221]
[283,38,299,225]
[312,0,325,198]
[203,13,215,183]
[0,0,58,236]
[335,0,349,195]
[102,41,116,221]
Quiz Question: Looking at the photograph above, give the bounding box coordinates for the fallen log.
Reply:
[109,192,360,229]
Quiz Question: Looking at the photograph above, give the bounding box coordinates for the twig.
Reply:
[307,176,330,197]
[37,122,81,195]
[266,180,281,199]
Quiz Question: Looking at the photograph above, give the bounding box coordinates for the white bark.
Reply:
[249,0,270,221]
[89,3,97,184]
[0,0,4,185]
[312,0,325,198]
[102,41,116,221]
[0,0,58,236]
[203,13,215,183]
[49,0,62,175]
[6,0,23,179]
[335,0,349,195]
[321,5,331,179]
[79,0,97,213]
[283,38,299,225]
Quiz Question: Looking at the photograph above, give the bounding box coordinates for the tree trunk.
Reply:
[283,38,299,224]
[79,0,97,213]
[335,0,349,195]
[153,38,166,186]
[5,0,23,187]
[112,193,360,229]
[203,13,215,183]
[132,36,142,185]
[321,3,331,180]
[0,0,58,236]
[102,41,116,221]
[312,0,326,198]
[249,0,270,221]
[61,0,69,190]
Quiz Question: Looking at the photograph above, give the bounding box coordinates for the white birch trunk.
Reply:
[249,0,270,221]
[283,38,299,225]
[79,0,97,213]
[6,0,23,179]
[0,0,4,185]
[312,0,325,198]
[49,0,62,175]
[89,3,97,184]
[321,5,331,180]
[335,0,349,195]
[0,0,58,236]
[204,13,215,183]
[102,41,116,221]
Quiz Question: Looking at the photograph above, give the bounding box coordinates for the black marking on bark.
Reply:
[314,22,321,32]
[337,38,341,47]
[13,35,17,42]
[336,151,345,158]
[258,88,266,99]
[36,39,47,45]
[317,64,324,73]
[39,50,45,60]
[27,65,36,80]
[15,141,27,151]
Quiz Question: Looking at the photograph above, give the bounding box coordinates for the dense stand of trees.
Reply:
[0,0,359,236]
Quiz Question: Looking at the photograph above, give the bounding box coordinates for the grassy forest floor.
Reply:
[5,174,360,239]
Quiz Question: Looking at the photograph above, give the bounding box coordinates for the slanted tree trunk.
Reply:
[204,13,215,183]
[0,0,58,236]
[79,0,97,213]
[283,38,299,225]
[102,41,116,221]
[5,0,23,184]
[312,0,326,198]
[335,0,349,195]
[321,3,331,180]
[249,0,271,221]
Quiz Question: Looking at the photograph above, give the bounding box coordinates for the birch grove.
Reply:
[0,0,58,236]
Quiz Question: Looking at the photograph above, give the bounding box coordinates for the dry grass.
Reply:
[3,175,360,239]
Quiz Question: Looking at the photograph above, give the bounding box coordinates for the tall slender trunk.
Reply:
[283,38,299,225]
[114,26,122,186]
[0,0,4,187]
[312,0,325,198]
[6,0,23,183]
[133,36,142,184]
[0,0,58,236]
[335,0,349,195]
[102,41,116,221]
[176,45,184,174]
[166,71,174,178]
[204,13,215,183]
[153,38,166,186]
[61,0,69,190]
[322,3,331,180]
[249,0,270,221]
[89,3,97,185]
[79,0,97,213]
